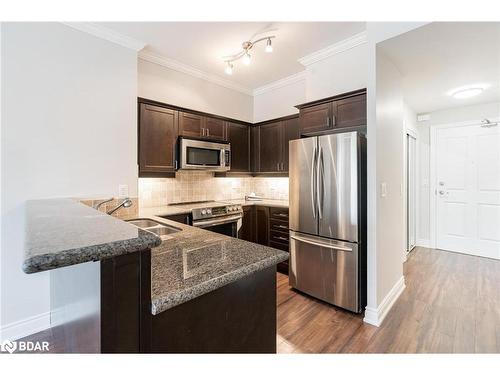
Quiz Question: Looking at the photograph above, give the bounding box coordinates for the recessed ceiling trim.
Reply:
[298,31,367,66]
[253,71,306,96]
[62,22,147,51]
[139,50,254,96]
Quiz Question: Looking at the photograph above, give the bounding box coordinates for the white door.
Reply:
[435,122,500,259]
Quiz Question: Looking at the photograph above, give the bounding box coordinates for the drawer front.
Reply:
[270,219,289,232]
[270,207,289,221]
[270,230,289,245]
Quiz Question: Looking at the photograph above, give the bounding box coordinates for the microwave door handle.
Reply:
[220,149,225,167]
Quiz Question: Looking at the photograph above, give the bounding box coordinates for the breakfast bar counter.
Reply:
[23,198,288,353]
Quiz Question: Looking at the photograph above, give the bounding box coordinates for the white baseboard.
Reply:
[0,311,51,341]
[363,276,406,327]
[416,239,430,248]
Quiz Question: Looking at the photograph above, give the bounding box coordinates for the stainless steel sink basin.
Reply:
[126,218,181,237]
[146,226,180,236]
[127,219,163,228]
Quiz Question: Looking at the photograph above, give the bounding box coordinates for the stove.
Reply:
[170,201,243,237]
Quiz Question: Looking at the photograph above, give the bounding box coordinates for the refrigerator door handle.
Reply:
[290,234,353,252]
[310,145,317,218]
[316,144,324,219]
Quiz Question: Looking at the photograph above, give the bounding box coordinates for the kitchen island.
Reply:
[23,199,288,353]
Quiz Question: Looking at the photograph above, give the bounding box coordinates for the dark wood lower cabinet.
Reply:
[52,249,276,353]
[149,266,276,353]
[240,205,290,275]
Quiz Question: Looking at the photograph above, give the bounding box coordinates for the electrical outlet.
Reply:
[118,184,129,198]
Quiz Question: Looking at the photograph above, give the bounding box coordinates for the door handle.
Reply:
[290,234,352,252]
[311,146,317,218]
[316,145,324,219]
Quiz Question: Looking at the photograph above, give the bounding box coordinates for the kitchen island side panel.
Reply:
[150,266,277,353]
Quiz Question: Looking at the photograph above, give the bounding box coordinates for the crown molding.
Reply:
[253,71,306,96]
[62,22,146,51]
[298,31,367,67]
[139,50,253,96]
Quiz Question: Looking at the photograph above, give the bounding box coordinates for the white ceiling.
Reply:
[100,22,366,90]
[379,22,500,114]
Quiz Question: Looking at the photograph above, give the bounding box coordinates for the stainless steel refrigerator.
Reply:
[289,131,366,313]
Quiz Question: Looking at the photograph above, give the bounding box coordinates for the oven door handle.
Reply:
[192,214,243,228]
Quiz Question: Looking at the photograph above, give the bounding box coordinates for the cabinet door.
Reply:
[282,117,300,172]
[259,122,283,172]
[204,117,226,141]
[226,122,250,172]
[250,126,260,173]
[299,103,332,135]
[255,206,269,246]
[333,94,366,128]
[179,111,203,137]
[139,104,178,175]
[239,206,255,242]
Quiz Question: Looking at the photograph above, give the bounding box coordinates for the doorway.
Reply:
[406,133,417,253]
[431,119,500,259]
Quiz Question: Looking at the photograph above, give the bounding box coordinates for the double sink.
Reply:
[127,218,181,237]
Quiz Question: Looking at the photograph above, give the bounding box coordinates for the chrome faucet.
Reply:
[93,198,113,211]
[107,198,133,215]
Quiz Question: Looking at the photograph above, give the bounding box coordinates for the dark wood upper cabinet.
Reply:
[334,94,367,128]
[226,121,250,173]
[138,103,178,176]
[179,111,226,141]
[204,117,226,141]
[296,89,367,135]
[250,126,260,173]
[298,102,332,134]
[282,117,300,172]
[254,115,300,174]
[258,122,283,173]
[179,111,203,137]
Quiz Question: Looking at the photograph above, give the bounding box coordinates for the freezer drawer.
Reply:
[289,231,359,312]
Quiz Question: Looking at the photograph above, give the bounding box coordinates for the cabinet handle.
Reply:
[207,128,210,137]
[275,225,288,229]
[331,114,336,126]
[274,236,289,241]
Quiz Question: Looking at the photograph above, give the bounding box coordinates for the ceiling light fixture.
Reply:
[265,38,273,53]
[222,35,275,75]
[448,84,489,99]
[224,62,233,75]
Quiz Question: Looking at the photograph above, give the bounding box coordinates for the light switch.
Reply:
[380,182,388,198]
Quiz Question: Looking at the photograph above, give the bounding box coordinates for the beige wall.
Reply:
[374,49,405,305]
[139,172,289,208]
[1,23,138,339]
[138,59,253,123]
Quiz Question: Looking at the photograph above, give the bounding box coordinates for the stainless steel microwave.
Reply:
[178,137,231,171]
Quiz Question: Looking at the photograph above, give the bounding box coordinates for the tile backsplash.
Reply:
[139,171,289,208]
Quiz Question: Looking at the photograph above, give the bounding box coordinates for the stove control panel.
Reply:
[192,204,242,221]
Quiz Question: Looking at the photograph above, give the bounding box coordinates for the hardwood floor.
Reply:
[16,247,500,353]
[277,247,500,353]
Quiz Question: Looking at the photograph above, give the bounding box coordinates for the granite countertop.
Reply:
[23,198,289,315]
[132,210,289,315]
[141,198,289,217]
[23,199,161,274]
